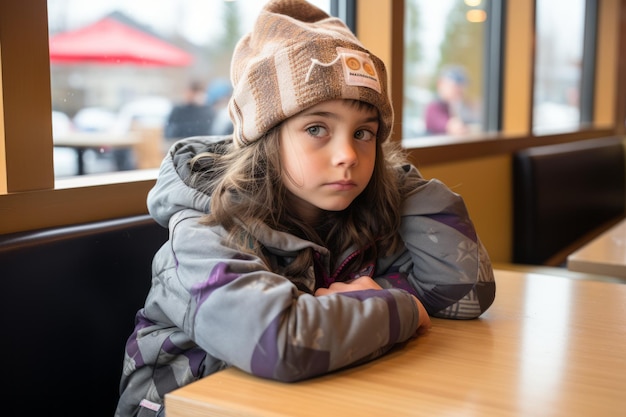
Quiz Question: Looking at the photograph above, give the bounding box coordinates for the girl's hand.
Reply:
[314,276,382,296]
[315,277,431,335]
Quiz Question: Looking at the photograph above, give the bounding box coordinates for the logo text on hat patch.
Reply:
[336,47,381,93]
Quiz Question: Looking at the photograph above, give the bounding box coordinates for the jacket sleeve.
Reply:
[144,210,422,382]
[376,165,495,319]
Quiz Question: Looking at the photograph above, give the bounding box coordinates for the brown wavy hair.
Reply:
[188,100,413,280]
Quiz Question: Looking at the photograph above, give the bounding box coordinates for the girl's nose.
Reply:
[331,136,358,167]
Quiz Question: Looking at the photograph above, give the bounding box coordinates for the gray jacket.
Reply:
[116,137,495,417]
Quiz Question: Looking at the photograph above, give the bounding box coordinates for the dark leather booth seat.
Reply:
[513,136,626,265]
[0,215,168,417]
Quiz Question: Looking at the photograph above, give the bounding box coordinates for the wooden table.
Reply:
[165,269,626,417]
[567,218,626,279]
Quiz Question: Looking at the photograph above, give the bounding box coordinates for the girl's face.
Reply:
[279,99,378,223]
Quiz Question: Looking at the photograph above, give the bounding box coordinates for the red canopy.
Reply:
[49,17,193,66]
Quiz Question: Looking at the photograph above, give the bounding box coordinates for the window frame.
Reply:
[580,0,599,125]
[483,0,506,132]
[331,0,357,33]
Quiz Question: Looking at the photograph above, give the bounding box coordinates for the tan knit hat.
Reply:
[228,0,393,146]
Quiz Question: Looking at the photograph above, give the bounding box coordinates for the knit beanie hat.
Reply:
[228,0,394,146]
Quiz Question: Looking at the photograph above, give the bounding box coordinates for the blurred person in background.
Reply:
[424,65,480,135]
[206,78,234,136]
[164,80,215,140]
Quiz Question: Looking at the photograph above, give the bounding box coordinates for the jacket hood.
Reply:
[147,136,231,227]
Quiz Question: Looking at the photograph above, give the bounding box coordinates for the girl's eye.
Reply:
[355,129,376,141]
[306,125,328,137]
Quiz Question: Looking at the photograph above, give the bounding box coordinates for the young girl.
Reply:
[116,1,495,416]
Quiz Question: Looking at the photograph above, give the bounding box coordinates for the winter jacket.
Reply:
[115,136,495,417]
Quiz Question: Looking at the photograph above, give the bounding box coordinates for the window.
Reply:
[1,0,624,238]
[47,0,332,178]
[402,0,503,140]
[532,0,589,134]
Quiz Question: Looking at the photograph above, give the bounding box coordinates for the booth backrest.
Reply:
[513,136,626,265]
[0,214,168,417]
